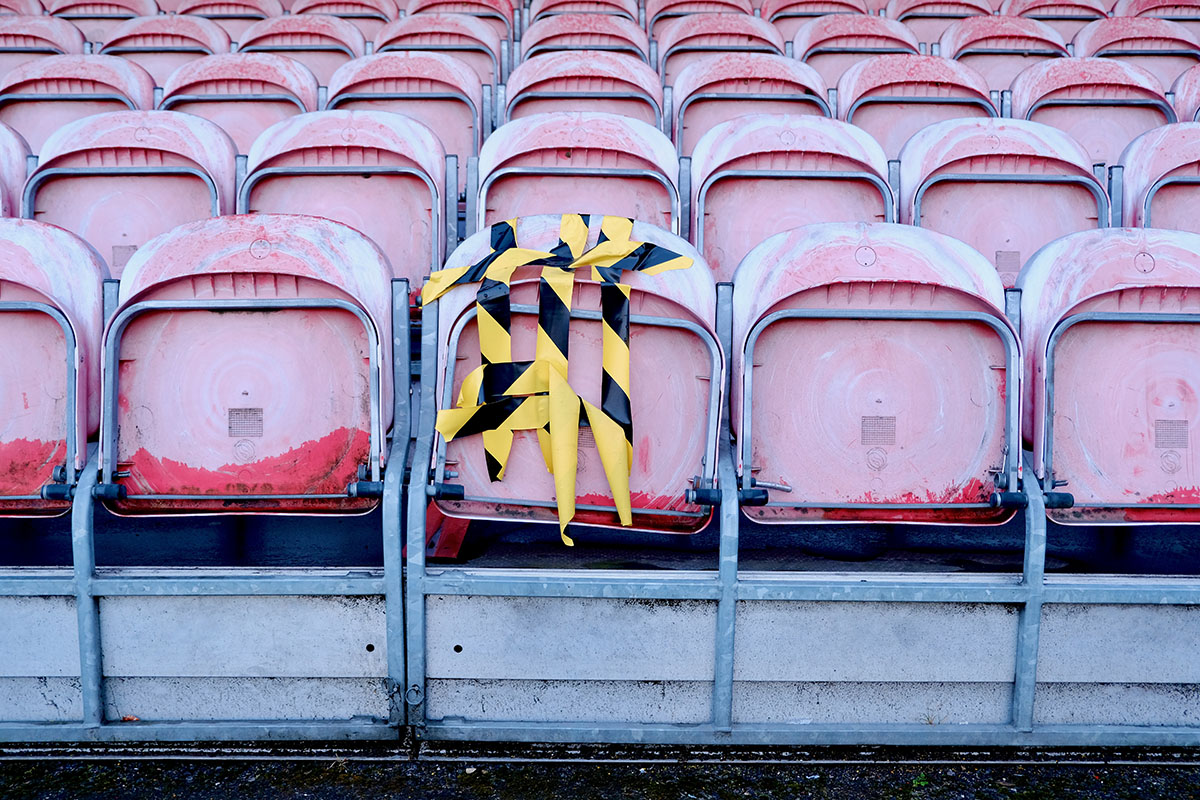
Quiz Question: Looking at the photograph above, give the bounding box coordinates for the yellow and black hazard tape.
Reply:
[421,214,692,545]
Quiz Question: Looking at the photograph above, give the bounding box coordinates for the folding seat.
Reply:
[690,114,892,280]
[503,50,662,128]
[0,0,45,14]
[761,0,871,41]
[656,13,785,84]
[159,53,319,154]
[241,110,448,289]
[1173,63,1200,119]
[1009,57,1174,166]
[24,110,236,275]
[1072,16,1200,88]
[373,14,504,86]
[97,214,396,514]
[791,14,920,88]
[938,15,1069,92]
[1117,122,1200,231]
[0,16,85,80]
[1112,0,1200,38]
[526,0,638,26]
[884,0,992,43]
[421,213,721,533]
[898,118,1107,286]
[174,0,284,42]
[645,0,752,39]
[98,15,232,86]
[519,12,649,61]
[996,0,1107,39]
[0,219,104,516]
[46,0,157,43]
[291,0,398,40]
[476,111,680,233]
[732,222,1020,524]
[404,0,514,41]
[0,54,154,153]
[1018,227,1200,523]
[326,52,482,185]
[0,119,30,214]
[235,14,366,83]
[836,54,994,159]
[672,52,829,156]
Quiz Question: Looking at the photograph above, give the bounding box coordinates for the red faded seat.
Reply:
[0,0,45,15]
[526,0,638,26]
[0,119,30,214]
[792,14,920,87]
[1172,63,1200,119]
[656,13,785,85]
[373,14,504,86]
[291,0,398,41]
[938,15,1069,92]
[884,0,993,43]
[646,0,752,38]
[1072,16,1200,88]
[0,16,85,79]
[174,0,284,42]
[405,0,514,41]
[504,51,663,128]
[46,0,157,42]
[762,0,870,41]
[1117,122,1200,231]
[98,15,232,85]
[1112,0,1200,39]
[235,14,366,83]
[520,13,649,61]
[997,0,1107,39]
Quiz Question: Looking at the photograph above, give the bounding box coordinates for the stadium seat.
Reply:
[656,13,785,85]
[1009,57,1174,166]
[159,53,319,154]
[0,218,105,516]
[1117,122,1200,231]
[672,53,829,156]
[1112,0,1200,39]
[476,111,680,233]
[97,214,396,514]
[0,55,153,154]
[938,15,1068,92]
[24,110,236,275]
[241,110,449,289]
[373,13,505,86]
[646,0,752,39]
[326,52,484,186]
[98,15,232,85]
[1072,16,1200,88]
[898,118,1107,286]
[291,0,398,40]
[405,0,514,41]
[0,16,85,78]
[837,54,994,159]
[235,14,366,83]
[762,0,871,42]
[503,50,662,128]
[46,0,157,43]
[791,14,920,88]
[520,13,650,61]
[884,0,992,43]
[732,221,1020,524]
[997,0,1107,39]
[526,0,638,26]
[0,0,45,14]
[422,213,721,533]
[1018,227,1200,523]
[0,119,29,214]
[175,0,284,42]
[1172,63,1200,119]
[690,114,893,279]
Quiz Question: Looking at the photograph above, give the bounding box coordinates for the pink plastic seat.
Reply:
[24,110,236,275]
[1018,227,1200,523]
[241,110,448,289]
[291,0,398,40]
[1117,122,1200,230]
[0,219,104,516]
[1112,0,1200,38]
[428,213,720,532]
[373,14,504,86]
[159,53,319,154]
[235,14,366,83]
[657,13,784,85]
[0,54,154,153]
[98,15,232,86]
[899,118,1107,286]
[477,111,680,233]
[0,0,45,14]
[405,0,514,40]
[690,114,893,280]
[837,54,995,159]
[174,0,284,42]
[672,53,829,156]
[732,222,1019,524]
[520,13,649,61]
[792,14,920,87]
[0,119,30,214]
[1172,62,1200,118]
[884,0,992,43]
[1010,57,1174,166]
[646,0,752,38]
[47,0,157,42]
[100,214,395,515]
[762,0,870,41]
[504,50,663,128]
[997,0,1107,38]
[0,16,85,78]
[326,52,483,186]
[938,15,1069,92]
[526,0,638,26]
[1073,16,1200,88]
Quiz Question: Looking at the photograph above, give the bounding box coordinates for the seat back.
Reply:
[405,0,514,40]
[884,0,993,43]
[691,114,893,280]
[47,0,156,42]
[291,0,398,40]
[656,13,784,85]
[1173,63,1200,120]
[99,15,233,85]
[1073,16,1200,89]
[1018,227,1200,523]
[939,15,1069,92]
[762,0,871,40]
[732,221,1019,524]
[100,213,395,514]
[236,14,366,83]
[0,118,30,214]
[520,13,650,61]
[526,0,638,26]
[0,15,86,78]
[505,50,663,128]
[645,0,753,38]
[1118,122,1200,231]
[373,13,504,86]
[997,0,1107,39]
[174,0,284,42]
[1113,0,1200,39]
[792,14,920,88]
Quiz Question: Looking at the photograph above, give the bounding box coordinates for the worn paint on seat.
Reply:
[793,13,919,88]
[1117,122,1200,231]
[939,15,1069,92]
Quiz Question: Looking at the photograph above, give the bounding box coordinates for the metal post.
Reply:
[382,279,411,728]
[710,283,737,731]
[1011,454,1048,732]
[71,449,102,729]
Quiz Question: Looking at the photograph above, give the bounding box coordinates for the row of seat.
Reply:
[1,212,1193,533]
